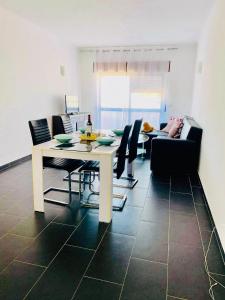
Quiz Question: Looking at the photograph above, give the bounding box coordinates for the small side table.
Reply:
[138,133,149,159]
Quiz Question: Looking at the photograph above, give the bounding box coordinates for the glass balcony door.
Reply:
[98,75,163,129]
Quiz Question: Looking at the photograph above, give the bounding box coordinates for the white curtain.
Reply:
[85,47,171,129]
[94,60,170,75]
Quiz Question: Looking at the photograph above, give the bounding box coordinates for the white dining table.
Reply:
[32,134,119,223]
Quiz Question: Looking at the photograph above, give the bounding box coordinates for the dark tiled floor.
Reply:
[73,277,121,300]
[0,159,225,299]
[121,258,167,300]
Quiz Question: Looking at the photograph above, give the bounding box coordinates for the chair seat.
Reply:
[44,157,84,173]
[116,150,129,157]
[78,160,117,173]
[78,160,100,172]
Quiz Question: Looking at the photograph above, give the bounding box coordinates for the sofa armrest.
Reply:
[160,123,167,130]
[150,137,198,173]
[152,137,196,148]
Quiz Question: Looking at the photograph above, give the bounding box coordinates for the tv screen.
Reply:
[65,95,79,114]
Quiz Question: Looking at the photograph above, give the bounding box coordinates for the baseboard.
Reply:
[0,154,32,173]
[196,173,225,262]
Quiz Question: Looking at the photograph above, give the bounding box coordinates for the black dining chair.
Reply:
[78,124,132,211]
[52,114,89,185]
[52,114,73,136]
[114,119,142,189]
[28,118,84,205]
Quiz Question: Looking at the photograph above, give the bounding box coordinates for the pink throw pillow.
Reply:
[161,117,176,133]
[168,118,183,138]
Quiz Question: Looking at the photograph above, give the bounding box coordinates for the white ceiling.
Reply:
[0,0,213,46]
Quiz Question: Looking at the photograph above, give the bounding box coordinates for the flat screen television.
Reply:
[65,95,79,114]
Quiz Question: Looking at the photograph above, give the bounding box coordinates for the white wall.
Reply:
[192,0,225,249]
[0,6,79,166]
[79,44,197,123]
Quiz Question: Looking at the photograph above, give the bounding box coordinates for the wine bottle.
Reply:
[86,114,92,137]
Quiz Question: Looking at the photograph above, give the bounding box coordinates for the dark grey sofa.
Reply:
[148,116,203,174]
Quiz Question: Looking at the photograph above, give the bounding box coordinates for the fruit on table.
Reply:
[143,122,154,132]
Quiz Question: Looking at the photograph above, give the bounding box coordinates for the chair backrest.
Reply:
[52,115,73,135]
[28,119,51,145]
[61,115,73,134]
[115,124,132,179]
[128,119,143,163]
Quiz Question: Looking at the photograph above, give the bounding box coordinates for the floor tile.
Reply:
[86,232,134,284]
[0,261,44,300]
[121,258,167,300]
[0,196,15,211]
[0,213,23,238]
[10,211,59,238]
[67,213,108,250]
[1,159,225,299]
[109,206,142,236]
[192,186,206,206]
[170,192,195,215]
[167,297,187,300]
[168,242,211,299]
[126,187,147,207]
[201,230,225,275]
[189,173,201,187]
[209,273,225,300]
[132,221,168,263]
[147,182,170,201]
[141,198,169,224]
[4,200,34,217]
[135,174,150,189]
[1,184,33,203]
[170,212,202,248]
[18,223,74,266]
[44,201,66,214]
[196,205,213,231]
[0,234,33,272]
[73,277,121,300]
[54,202,88,226]
[171,175,191,193]
[25,245,93,300]
[150,173,170,184]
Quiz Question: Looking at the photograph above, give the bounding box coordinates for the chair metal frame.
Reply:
[53,114,90,185]
[113,160,138,189]
[43,172,80,206]
[78,125,132,211]
[113,119,142,189]
[78,169,127,211]
[29,118,81,206]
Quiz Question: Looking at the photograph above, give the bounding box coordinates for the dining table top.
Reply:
[32,130,149,157]
[32,131,120,156]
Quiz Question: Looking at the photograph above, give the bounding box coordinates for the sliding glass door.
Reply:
[98,74,164,129]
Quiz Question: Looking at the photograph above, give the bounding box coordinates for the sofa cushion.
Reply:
[168,118,183,138]
[161,117,175,133]
[180,117,191,140]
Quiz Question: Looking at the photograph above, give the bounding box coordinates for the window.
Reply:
[131,92,161,109]
[98,75,163,129]
[100,76,129,109]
